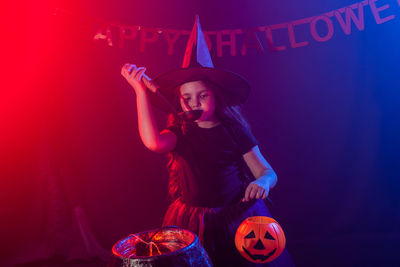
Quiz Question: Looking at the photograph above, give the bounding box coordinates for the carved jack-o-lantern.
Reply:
[235,216,286,263]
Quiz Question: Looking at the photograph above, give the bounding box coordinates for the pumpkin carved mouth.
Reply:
[242,246,277,262]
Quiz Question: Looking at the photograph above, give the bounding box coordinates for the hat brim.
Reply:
[149,67,250,113]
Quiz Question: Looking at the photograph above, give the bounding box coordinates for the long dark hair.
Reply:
[166,79,253,201]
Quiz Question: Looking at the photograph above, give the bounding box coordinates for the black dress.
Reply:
[162,121,295,267]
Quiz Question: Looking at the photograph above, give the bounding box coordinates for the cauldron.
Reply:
[108,226,213,267]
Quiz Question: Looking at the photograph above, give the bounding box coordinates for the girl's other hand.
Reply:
[242,179,270,202]
[121,63,148,94]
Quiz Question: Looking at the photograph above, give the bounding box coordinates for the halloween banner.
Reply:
[62,0,400,56]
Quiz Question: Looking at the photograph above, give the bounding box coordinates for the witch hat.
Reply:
[149,14,250,113]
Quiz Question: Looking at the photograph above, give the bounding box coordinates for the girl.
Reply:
[121,63,294,266]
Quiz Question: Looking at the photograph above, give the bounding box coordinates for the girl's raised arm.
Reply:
[121,63,176,153]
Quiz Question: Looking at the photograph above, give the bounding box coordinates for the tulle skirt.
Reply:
[162,197,295,267]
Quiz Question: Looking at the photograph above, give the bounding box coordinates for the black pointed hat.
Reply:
[149,15,250,113]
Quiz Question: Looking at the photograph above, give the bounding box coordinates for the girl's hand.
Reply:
[242,179,270,202]
[121,63,148,94]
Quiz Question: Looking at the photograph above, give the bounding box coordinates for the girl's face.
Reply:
[179,80,217,122]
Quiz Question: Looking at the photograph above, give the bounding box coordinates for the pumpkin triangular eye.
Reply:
[264,231,275,240]
[244,230,256,239]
